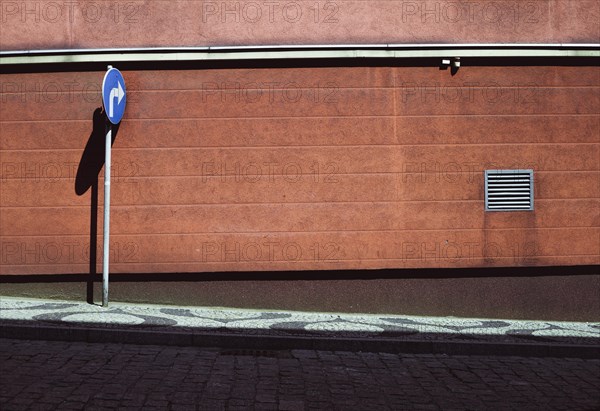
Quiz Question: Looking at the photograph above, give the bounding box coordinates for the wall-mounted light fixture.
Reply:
[441,57,461,74]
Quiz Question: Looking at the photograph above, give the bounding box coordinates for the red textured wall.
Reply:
[1,0,599,50]
[1,64,599,275]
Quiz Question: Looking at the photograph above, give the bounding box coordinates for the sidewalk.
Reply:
[1,297,598,358]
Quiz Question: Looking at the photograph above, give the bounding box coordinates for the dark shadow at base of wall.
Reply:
[2,57,599,75]
[1,265,598,283]
[1,266,599,322]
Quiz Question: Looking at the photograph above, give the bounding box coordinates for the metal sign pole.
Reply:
[100,64,125,307]
[102,121,112,307]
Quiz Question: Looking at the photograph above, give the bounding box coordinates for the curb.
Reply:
[2,322,598,359]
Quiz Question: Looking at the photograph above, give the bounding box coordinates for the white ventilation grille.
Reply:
[485,170,534,211]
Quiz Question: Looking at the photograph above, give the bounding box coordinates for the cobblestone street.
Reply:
[1,338,598,410]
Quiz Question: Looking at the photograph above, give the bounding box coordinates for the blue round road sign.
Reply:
[102,68,127,124]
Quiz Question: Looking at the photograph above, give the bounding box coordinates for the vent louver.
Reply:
[485,170,534,211]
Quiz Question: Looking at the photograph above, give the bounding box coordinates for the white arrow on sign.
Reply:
[108,81,124,118]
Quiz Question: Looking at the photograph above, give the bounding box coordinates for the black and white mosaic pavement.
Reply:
[1,297,598,345]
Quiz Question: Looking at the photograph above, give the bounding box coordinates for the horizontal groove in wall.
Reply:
[1,44,599,66]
